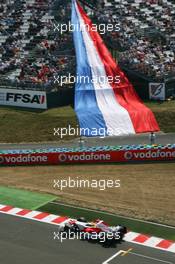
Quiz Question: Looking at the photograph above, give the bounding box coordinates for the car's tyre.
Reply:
[63,225,70,233]
[70,224,80,233]
[63,225,78,237]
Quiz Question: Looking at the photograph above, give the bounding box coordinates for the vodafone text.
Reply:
[1,155,48,164]
[124,150,175,160]
[58,153,111,162]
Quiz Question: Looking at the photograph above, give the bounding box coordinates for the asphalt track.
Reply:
[0,133,175,151]
[0,213,174,264]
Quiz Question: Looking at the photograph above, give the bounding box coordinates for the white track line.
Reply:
[102,250,124,264]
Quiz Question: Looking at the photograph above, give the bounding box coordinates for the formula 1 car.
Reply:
[58,217,127,247]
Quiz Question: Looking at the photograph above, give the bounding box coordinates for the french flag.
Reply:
[72,0,160,136]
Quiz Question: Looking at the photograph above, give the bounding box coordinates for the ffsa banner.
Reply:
[0,88,47,109]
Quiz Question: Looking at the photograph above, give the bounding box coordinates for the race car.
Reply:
[58,217,127,247]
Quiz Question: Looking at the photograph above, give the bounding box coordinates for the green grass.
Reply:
[145,101,175,133]
[0,101,174,143]
[0,106,77,143]
[39,202,175,241]
[0,186,56,210]
[145,101,175,111]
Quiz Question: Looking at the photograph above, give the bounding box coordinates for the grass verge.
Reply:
[0,101,174,143]
[0,186,56,210]
[0,163,174,226]
[39,202,175,241]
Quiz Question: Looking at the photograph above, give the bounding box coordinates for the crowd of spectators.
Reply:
[92,0,175,80]
[0,0,175,89]
[0,0,74,90]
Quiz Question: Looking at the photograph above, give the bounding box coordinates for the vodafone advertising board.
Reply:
[0,148,175,166]
[0,88,47,109]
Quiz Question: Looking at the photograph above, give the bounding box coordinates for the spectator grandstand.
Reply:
[0,0,175,95]
[0,0,75,91]
[87,0,175,81]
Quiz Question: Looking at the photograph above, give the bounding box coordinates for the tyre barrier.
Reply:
[0,144,175,166]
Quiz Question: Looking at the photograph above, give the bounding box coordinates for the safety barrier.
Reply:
[0,144,175,166]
